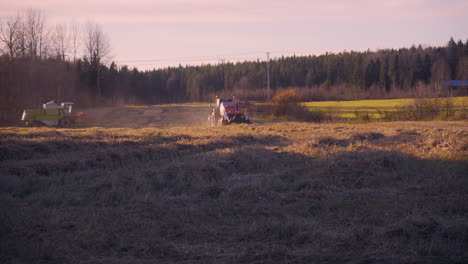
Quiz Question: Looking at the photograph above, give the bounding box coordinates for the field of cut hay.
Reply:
[1,121,467,263]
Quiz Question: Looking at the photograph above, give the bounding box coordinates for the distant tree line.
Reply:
[1,9,467,123]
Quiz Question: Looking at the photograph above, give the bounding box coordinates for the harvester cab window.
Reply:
[43,101,60,109]
[61,102,74,114]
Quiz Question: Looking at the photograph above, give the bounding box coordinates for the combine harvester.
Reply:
[21,101,86,128]
[208,97,251,126]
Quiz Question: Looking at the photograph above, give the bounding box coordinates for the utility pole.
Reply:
[97,63,101,98]
[266,52,270,101]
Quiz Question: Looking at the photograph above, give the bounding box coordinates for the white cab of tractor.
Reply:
[43,101,61,109]
[42,101,74,113]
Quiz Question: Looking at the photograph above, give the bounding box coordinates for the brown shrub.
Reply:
[271,89,325,122]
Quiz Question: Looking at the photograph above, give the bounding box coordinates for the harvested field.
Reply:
[0,121,467,263]
[81,104,210,128]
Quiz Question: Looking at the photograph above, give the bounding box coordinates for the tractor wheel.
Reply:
[219,119,228,126]
[58,117,71,128]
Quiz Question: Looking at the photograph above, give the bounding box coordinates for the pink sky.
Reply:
[1,0,467,69]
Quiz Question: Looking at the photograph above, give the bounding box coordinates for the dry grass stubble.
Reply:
[0,121,467,263]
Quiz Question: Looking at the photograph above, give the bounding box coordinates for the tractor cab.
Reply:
[40,101,67,125]
[216,98,233,107]
[61,102,74,114]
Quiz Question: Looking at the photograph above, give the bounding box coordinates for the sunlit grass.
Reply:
[301,96,468,118]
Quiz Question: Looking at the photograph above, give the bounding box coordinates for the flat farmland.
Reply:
[302,96,468,119]
[1,119,467,263]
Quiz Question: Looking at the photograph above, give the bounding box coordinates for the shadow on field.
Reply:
[311,130,422,149]
[0,131,467,263]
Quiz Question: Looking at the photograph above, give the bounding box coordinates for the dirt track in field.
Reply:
[81,105,211,128]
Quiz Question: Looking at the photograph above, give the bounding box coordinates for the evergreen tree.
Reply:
[412,54,424,86]
[375,58,381,86]
[379,56,390,91]
[390,54,400,88]
[465,39,468,55]
[352,55,364,88]
[422,54,432,83]
[447,37,458,79]
[365,59,380,89]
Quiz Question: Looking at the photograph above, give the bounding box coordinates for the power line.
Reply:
[121,56,269,66]
[114,51,319,66]
[115,50,267,63]
[113,50,321,70]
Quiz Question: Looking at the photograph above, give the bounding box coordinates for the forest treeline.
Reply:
[0,9,467,123]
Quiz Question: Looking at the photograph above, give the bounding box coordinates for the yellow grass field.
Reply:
[302,96,468,118]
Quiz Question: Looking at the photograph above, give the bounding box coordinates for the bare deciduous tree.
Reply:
[84,21,111,97]
[84,21,110,65]
[70,20,79,61]
[16,16,27,58]
[25,9,47,59]
[0,15,22,60]
[51,23,69,61]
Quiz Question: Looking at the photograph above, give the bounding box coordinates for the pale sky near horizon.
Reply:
[1,0,467,70]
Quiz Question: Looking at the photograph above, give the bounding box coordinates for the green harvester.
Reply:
[21,101,86,128]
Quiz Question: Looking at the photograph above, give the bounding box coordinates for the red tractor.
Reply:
[208,97,251,126]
